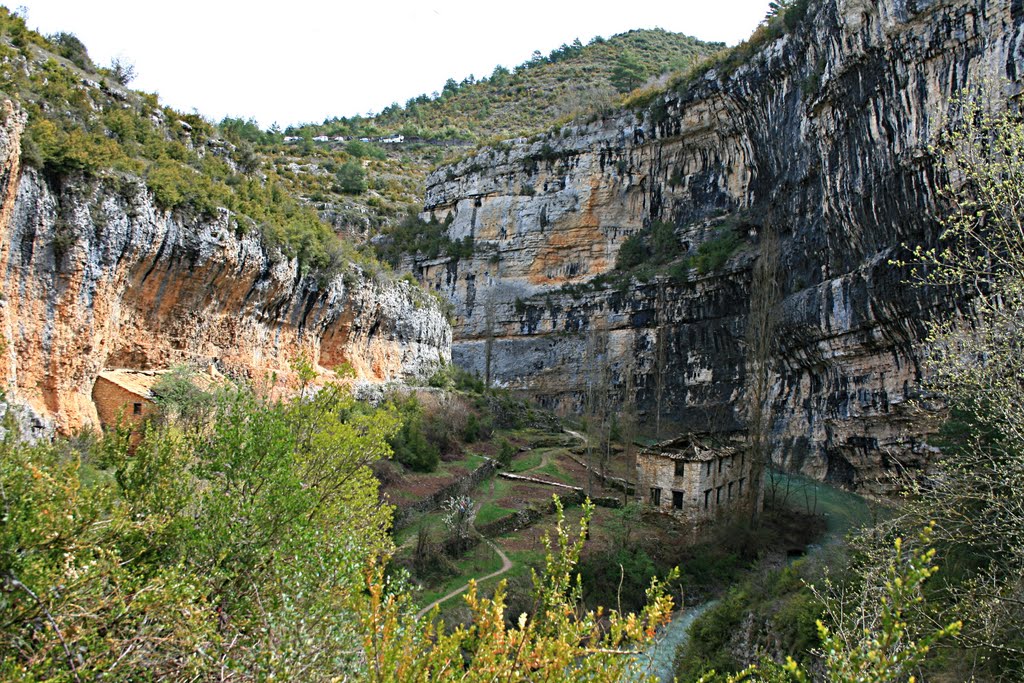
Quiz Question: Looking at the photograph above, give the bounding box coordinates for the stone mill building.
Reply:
[636,433,760,525]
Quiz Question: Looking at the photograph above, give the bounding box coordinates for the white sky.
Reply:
[17,1,770,129]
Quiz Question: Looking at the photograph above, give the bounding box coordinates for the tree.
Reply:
[358,498,677,683]
[336,159,368,194]
[484,294,496,389]
[654,277,668,440]
[610,50,648,93]
[108,56,136,85]
[892,86,1024,673]
[0,381,400,680]
[694,526,961,683]
[744,221,780,524]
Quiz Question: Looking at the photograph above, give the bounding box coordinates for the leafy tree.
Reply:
[50,31,93,71]
[691,526,960,683]
[336,159,368,194]
[357,498,677,682]
[0,382,400,680]
[891,86,1024,674]
[610,50,648,93]
[108,56,135,85]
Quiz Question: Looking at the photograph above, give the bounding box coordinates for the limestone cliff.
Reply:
[0,101,451,433]
[412,0,1022,491]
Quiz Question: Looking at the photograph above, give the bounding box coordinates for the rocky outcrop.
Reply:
[413,0,1022,491]
[0,102,451,432]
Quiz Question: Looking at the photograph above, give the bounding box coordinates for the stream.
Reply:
[633,471,878,682]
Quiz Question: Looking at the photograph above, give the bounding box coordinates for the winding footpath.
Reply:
[415,523,513,619]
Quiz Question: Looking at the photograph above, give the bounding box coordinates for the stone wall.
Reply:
[391,459,498,530]
[91,375,152,430]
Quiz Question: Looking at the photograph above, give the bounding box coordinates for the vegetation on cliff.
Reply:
[0,8,379,277]
[287,29,721,145]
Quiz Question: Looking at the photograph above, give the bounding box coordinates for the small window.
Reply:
[672,490,684,509]
[738,478,745,495]
[716,486,723,504]
[650,487,662,506]
[132,402,142,416]
[728,481,734,500]
[704,461,711,477]
[704,489,712,509]
[739,453,745,469]
[718,458,723,474]
[674,460,686,477]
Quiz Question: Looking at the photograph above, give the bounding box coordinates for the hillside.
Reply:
[288,29,722,143]
[256,29,723,247]
[0,8,450,431]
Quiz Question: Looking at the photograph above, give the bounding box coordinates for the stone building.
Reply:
[92,369,165,431]
[636,433,759,525]
[92,366,223,435]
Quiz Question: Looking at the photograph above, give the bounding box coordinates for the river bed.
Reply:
[632,471,878,681]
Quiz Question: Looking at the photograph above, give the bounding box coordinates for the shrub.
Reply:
[497,438,515,466]
[335,159,367,194]
[692,229,741,274]
[387,395,440,472]
[616,233,647,269]
[49,32,94,71]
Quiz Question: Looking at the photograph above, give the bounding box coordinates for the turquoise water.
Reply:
[632,600,718,682]
[635,470,877,681]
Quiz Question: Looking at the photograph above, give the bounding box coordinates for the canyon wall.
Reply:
[412,0,1022,491]
[0,101,451,433]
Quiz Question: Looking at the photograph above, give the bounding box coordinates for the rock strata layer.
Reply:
[0,101,451,432]
[413,0,1022,491]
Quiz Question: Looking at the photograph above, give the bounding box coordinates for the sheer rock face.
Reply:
[0,103,451,433]
[414,0,1022,492]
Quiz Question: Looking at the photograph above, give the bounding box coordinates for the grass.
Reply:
[534,457,574,484]
[453,452,487,472]
[392,509,447,547]
[416,541,504,606]
[476,502,516,527]
[508,449,544,473]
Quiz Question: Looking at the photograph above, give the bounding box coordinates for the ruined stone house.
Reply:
[636,433,759,525]
[92,369,164,431]
[91,366,223,435]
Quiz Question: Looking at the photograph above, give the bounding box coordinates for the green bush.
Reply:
[616,233,648,269]
[462,411,493,443]
[0,383,400,680]
[497,438,515,466]
[387,395,440,472]
[335,159,367,194]
[615,220,683,271]
[692,229,741,274]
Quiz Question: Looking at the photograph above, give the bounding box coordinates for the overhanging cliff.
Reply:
[0,101,451,433]
[411,0,1022,491]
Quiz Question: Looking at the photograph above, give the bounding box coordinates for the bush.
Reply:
[388,399,440,472]
[50,32,94,71]
[616,233,647,269]
[462,411,493,443]
[335,159,367,194]
[497,438,515,466]
[615,221,683,271]
[692,229,741,274]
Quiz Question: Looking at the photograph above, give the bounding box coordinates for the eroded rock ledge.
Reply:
[0,101,451,432]
[411,0,1022,492]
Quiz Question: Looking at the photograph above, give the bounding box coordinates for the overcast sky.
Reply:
[18,1,770,129]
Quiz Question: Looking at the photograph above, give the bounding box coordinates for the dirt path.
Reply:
[415,534,512,619]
